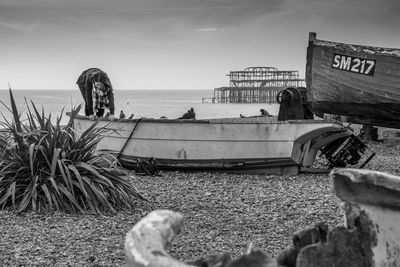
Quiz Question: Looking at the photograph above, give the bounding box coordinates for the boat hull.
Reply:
[306,32,400,128]
[73,115,350,174]
[312,101,400,126]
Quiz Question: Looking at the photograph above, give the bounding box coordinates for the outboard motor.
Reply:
[319,134,375,168]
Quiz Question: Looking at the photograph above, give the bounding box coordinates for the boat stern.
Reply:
[291,121,375,169]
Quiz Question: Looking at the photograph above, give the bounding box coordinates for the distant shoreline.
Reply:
[0,88,214,91]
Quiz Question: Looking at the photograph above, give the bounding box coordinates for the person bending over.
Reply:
[76,68,115,120]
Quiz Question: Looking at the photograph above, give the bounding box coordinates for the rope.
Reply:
[116,118,143,162]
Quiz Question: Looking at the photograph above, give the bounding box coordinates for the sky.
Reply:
[1,0,399,90]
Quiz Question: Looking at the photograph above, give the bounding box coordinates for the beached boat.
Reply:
[72,114,371,174]
[306,32,400,128]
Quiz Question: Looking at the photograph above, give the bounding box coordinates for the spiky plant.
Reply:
[0,89,146,214]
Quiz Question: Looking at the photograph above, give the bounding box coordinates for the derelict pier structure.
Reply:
[204,67,305,103]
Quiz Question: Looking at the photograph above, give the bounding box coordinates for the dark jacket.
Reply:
[77,68,115,116]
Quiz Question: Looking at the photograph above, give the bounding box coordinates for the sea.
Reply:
[0,89,280,125]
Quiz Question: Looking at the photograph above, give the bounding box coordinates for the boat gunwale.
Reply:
[71,113,344,126]
[311,36,400,58]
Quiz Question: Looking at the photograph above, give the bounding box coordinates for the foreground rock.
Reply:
[125,168,400,267]
[125,210,188,267]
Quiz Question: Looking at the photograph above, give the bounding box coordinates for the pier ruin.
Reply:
[203,67,304,103]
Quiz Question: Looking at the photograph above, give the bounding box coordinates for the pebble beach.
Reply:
[1,139,399,266]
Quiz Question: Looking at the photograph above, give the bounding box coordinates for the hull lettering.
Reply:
[331,53,375,76]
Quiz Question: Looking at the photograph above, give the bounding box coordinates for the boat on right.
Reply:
[306,32,400,129]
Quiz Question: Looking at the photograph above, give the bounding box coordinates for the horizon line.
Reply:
[0,88,214,91]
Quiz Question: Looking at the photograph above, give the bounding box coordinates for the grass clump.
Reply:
[0,89,146,214]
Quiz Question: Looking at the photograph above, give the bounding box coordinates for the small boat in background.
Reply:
[306,32,400,129]
[72,114,372,175]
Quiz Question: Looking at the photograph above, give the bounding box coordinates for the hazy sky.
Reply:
[1,0,399,90]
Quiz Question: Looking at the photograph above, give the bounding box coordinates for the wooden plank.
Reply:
[312,50,400,90]
[312,48,400,92]
[311,72,400,103]
[310,61,400,101]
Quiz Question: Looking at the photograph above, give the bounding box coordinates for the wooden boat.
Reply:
[72,114,369,174]
[306,32,400,128]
